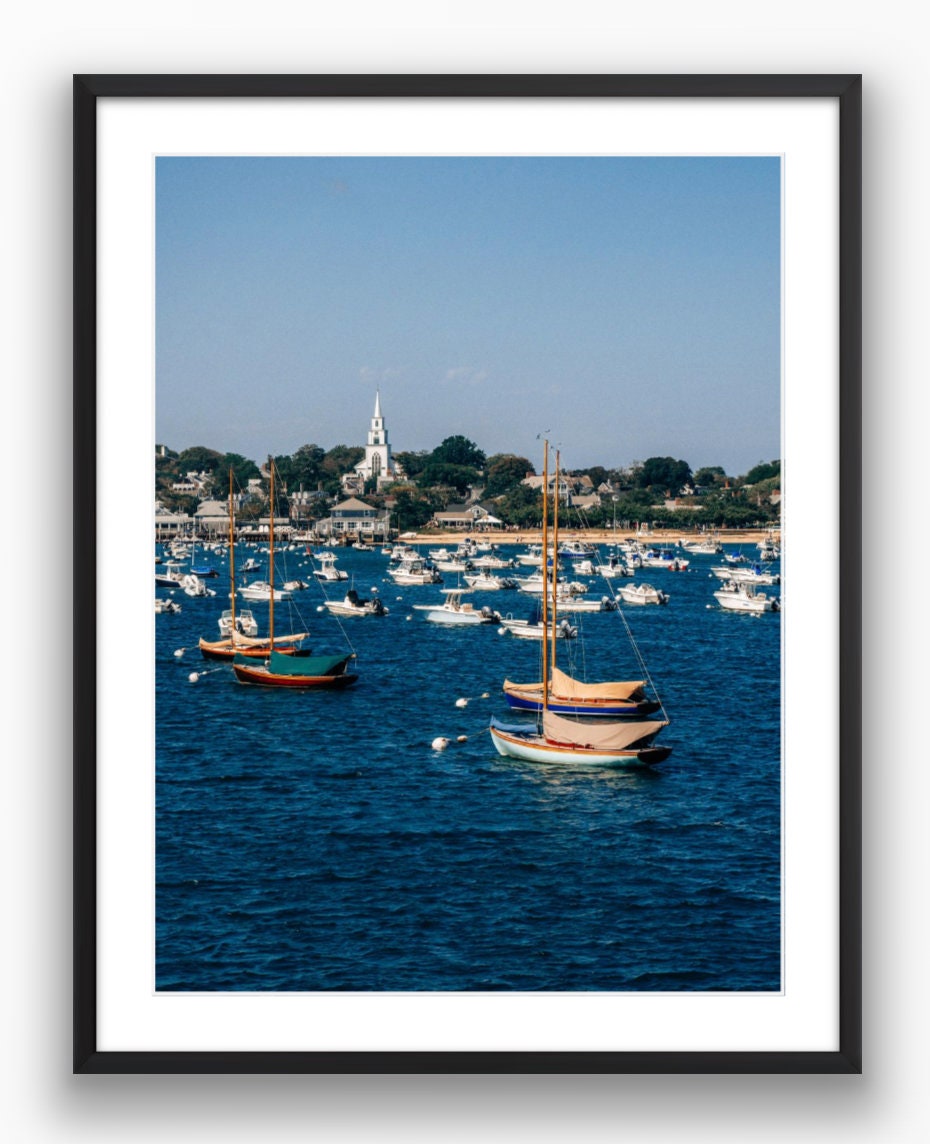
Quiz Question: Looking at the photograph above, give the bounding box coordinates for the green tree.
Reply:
[429,435,486,469]
[392,489,443,531]
[637,456,693,494]
[157,492,198,516]
[176,445,223,474]
[272,444,325,496]
[216,452,260,493]
[743,459,781,484]
[577,465,609,489]
[694,465,727,488]
[321,444,365,475]
[394,450,430,479]
[496,484,543,527]
[418,462,480,497]
[484,454,534,498]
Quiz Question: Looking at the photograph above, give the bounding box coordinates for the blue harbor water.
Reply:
[156,543,781,992]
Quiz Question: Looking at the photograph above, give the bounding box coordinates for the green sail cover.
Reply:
[266,649,349,676]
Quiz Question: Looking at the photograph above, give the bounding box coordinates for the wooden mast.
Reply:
[268,457,275,650]
[551,448,560,682]
[228,466,236,643]
[541,439,549,713]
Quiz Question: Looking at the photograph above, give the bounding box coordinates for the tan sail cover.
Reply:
[201,631,308,651]
[542,710,667,750]
[503,668,646,702]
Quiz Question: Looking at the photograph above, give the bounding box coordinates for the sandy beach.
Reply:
[400,527,778,547]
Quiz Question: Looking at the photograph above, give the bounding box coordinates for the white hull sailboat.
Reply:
[491,441,671,768]
[490,713,671,767]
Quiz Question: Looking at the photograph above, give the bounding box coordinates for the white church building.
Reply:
[341,391,402,493]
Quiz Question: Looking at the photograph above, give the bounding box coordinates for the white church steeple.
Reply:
[343,389,396,492]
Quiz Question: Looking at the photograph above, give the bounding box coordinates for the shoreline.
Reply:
[397,527,778,547]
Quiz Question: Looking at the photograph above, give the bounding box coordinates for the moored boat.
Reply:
[503,667,661,719]
[312,552,349,582]
[322,588,388,617]
[412,588,501,625]
[617,582,669,605]
[462,568,517,590]
[387,558,443,585]
[229,459,354,687]
[491,441,671,768]
[232,648,358,688]
[490,711,671,767]
[199,466,309,661]
[713,580,780,613]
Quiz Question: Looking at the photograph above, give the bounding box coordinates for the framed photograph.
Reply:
[74,74,861,1073]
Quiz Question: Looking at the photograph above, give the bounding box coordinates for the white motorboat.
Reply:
[554,593,618,613]
[713,580,780,613]
[323,589,388,617]
[218,608,258,636]
[469,554,513,569]
[463,569,517,591]
[387,559,443,585]
[237,580,293,602]
[312,552,349,582]
[499,616,578,640]
[680,538,722,555]
[154,598,181,614]
[516,570,581,595]
[155,561,186,588]
[710,564,780,585]
[638,548,689,570]
[558,540,596,559]
[412,589,501,625]
[181,573,213,598]
[617,582,669,605]
[515,545,544,567]
[595,554,634,578]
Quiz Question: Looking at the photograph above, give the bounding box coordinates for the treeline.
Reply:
[155,442,365,515]
[156,437,781,530]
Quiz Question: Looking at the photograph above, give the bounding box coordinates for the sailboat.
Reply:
[231,459,358,689]
[491,443,671,765]
[198,467,309,661]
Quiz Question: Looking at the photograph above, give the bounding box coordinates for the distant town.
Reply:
[156,393,781,542]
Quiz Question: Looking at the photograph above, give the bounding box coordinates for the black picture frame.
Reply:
[74,72,862,1075]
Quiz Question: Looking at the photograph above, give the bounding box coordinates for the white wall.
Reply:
[3,3,921,1142]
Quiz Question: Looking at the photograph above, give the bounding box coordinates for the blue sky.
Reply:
[156,156,780,476]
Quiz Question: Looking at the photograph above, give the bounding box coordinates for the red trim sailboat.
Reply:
[199,467,308,661]
[231,459,358,689]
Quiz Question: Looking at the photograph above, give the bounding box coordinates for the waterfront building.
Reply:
[319,496,390,540]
